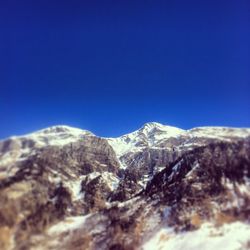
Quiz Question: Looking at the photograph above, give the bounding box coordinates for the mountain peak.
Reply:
[139,122,185,137]
[36,125,89,135]
[141,122,164,129]
[140,122,171,133]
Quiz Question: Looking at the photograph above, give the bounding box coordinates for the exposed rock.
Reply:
[0,123,250,249]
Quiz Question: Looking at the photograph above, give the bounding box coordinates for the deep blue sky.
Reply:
[0,0,249,139]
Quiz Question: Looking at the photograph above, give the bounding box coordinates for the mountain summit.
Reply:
[0,123,250,249]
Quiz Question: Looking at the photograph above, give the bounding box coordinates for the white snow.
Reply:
[167,159,184,182]
[143,222,250,250]
[86,172,101,180]
[108,136,139,158]
[0,125,93,167]
[188,127,250,139]
[221,177,250,209]
[0,152,16,166]
[107,123,250,170]
[1,123,250,172]
[20,125,92,147]
[107,122,186,167]
[48,215,91,235]
[76,171,120,195]
[48,171,119,202]
[63,172,112,201]
[140,122,186,139]
[101,171,120,191]
[65,179,84,201]
[108,122,185,156]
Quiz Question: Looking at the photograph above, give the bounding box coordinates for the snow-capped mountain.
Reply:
[109,122,250,158]
[0,125,93,166]
[0,123,250,250]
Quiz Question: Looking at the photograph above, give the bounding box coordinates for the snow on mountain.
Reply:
[143,221,250,250]
[188,126,250,139]
[0,125,93,167]
[107,122,250,169]
[48,214,91,235]
[108,122,186,157]
[15,125,93,147]
[0,122,250,250]
[108,123,250,157]
[1,122,249,170]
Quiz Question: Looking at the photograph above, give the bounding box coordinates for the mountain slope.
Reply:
[0,123,250,250]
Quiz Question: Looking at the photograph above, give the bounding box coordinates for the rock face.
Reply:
[0,123,250,250]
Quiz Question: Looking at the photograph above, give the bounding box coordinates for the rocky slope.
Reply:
[0,123,250,250]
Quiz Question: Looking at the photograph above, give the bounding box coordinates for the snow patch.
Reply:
[143,222,250,250]
[189,127,250,139]
[48,215,91,235]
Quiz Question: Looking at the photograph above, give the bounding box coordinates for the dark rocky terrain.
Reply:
[0,123,250,250]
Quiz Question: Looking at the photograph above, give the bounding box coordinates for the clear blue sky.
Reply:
[0,0,249,139]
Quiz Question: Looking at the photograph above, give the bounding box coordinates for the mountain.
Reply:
[0,123,250,250]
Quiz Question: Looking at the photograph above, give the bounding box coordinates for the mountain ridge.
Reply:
[2,122,250,141]
[0,122,250,249]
